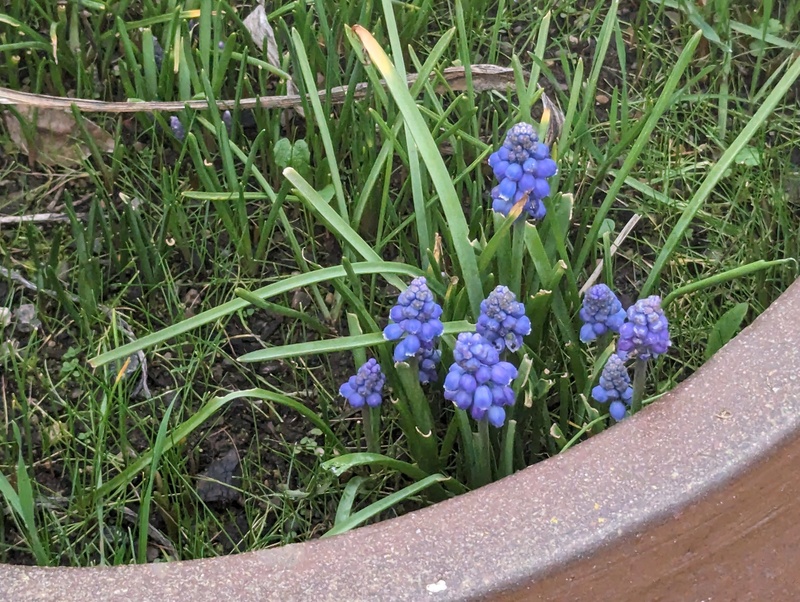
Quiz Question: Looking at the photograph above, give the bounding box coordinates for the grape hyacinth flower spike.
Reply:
[617,296,671,360]
[169,116,186,141]
[477,285,531,352]
[383,277,444,382]
[592,354,632,421]
[443,333,518,428]
[488,122,558,221]
[579,284,627,343]
[339,359,385,409]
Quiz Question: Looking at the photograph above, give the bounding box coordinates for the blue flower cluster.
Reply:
[477,286,531,352]
[617,296,671,361]
[443,332,517,427]
[384,277,444,382]
[488,122,558,221]
[339,358,385,409]
[579,284,627,343]
[152,36,164,71]
[170,116,185,141]
[591,354,632,421]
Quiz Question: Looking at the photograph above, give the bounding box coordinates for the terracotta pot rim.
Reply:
[2,278,800,601]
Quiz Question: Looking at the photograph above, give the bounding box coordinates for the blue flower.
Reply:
[488,122,558,222]
[169,116,186,141]
[152,36,164,71]
[222,110,233,133]
[617,296,671,361]
[339,359,385,409]
[443,333,517,427]
[477,285,531,352]
[579,284,627,343]
[418,341,441,384]
[384,277,444,382]
[591,354,632,421]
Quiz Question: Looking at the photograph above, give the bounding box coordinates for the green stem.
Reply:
[509,219,526,297]
[631,358,648,414]
[362,407,380,454]
[499,419,517,478]
[475,420,492,488]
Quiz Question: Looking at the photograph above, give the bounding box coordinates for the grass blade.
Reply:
[321,473,448,538]
[351,25,484,318]
[88,262,423,368]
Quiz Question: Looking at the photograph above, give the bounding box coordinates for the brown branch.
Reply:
[0,65,517,114]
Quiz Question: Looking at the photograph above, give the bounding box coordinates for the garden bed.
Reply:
[1,0,800,583]
[1,276,798,600]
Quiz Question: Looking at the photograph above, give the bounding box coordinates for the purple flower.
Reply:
[222,110,233,133]
[579,284,627,343]
[152,36,164,71]
[443,333,517,427]
[477,285,531,352]
[617,296,671,361]
[488,122,558,222]
[384,277,444,382]
[339,359,385,409]
[169,116,185,141]
[591,354,632,421]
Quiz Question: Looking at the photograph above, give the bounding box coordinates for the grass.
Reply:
[1,0,799,566]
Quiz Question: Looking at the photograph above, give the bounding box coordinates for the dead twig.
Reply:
[0,65,517,113]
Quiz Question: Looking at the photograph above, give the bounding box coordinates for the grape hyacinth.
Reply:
[169,116,185,141]
[152,36,164,71]
[418,342,441,384]
[443,333,518,428]
[487,122,558,221]
[339,359,385,409]
[579,284,627,343]
[591,354,632,421]
[617,296,671,361]
[477,285,531,352]
[383,277,444,381]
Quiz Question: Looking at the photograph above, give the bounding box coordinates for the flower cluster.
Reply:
[617,296,671,361]
[339,359,385,409]
[152,36,164,71]
[488,122,558,221]
[383,277,444,382]
[170,116,185,141]
[591,354,632,421]
[579,284,626,343]
[477,286,531,352]
[444,332,517,427]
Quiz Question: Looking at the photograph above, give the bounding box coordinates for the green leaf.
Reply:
[322,453,430,481]
[274,138,292,170]
[89,262,422,368]
[291,139,311,177]
[351,25,484,318]
[334,476,368,525]
[321,474,448,538]
[705,302,748,360]
[237,320,473,363]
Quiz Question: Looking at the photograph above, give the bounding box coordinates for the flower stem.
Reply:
[631,358,648,414]
[362,406,380,454]
[475,420,493,488]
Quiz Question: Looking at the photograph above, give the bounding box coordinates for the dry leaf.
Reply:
[243,1,279,67]
[541,92,565,147]
[3,106,114,166]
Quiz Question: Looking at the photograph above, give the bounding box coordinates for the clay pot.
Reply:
[2,278,799,601]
